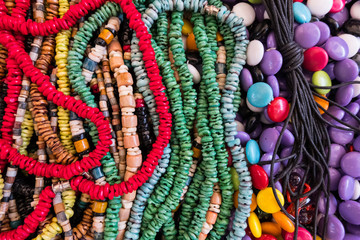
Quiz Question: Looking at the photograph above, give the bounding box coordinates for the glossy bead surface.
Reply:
[339,200,360,225]
[260,49,283,75]
[283,227,313,240]
[267,97,290,122]
[341,152,360,178]
[246,40,264,66]
[294,22,320,49]
[330,0,346,13]
[273,211,295,233]
[334,59,359,82]
[257,187,284,213]
[324,36,349,61]
[303,47,329,72]
[250,193,257,212]
[247,82,274,108]
[246,140,261,164]
[307,0,333,17]
[293,2,311,23]
[232,2,256,26]
[249,165,269,190]
[339,175,355,200]
[319,215,345,240]
[248,212,262,238]
[261,222,282,237]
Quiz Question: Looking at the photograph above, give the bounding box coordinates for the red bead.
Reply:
[329,0,345,13]
[257,234,278,240]
[303,47,328,72]
[267,97,290,122]
[249,165,269,190]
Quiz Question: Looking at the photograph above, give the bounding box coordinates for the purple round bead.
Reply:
[335,85,354,106]
[325,36,349,61]
[339,175,355,201]
[318,192,337,215]
[266,75,280,98]
[314,21,331,45]
[329,167,341,191]
[339,200,360,225]
[294,22,321,49]
[240,68,253,92]
[259,127,280,153]
[334,59,359,82]
[328,143,346,168]
[341,152,360,178]
[260,49,283,75]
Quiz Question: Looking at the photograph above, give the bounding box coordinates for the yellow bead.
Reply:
[261,222,282,236]
[248,212,262,238]
[182,19,193,35]
[216,32,224,42]
[257,187,284,213]
[272,211,295,233]
[250,193,257,212]
[186,32,198,51]
[316,236,322,240]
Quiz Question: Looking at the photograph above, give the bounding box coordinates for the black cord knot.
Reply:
[278,41,304,73]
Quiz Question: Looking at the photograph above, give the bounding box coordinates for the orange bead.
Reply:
[216,32,224,42]
[233,190,239,208]
[198,232,207,240]
[250,193,257,212]
[74,139,90,153]
[210,192,221,205]
[261,222,282,236]
[206,211,218,225]
[92,201,108,213]
[98,29,115,44]
[272,211,295,233]
[186,33,198,51]
[313,94,329,114]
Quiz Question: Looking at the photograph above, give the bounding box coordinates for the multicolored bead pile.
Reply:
[0,0,358,239]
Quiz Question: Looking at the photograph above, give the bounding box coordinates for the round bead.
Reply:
[246,40,264,66]
[247,82,274,108]
[250,193,257,212]
[306,0,333,17]
[313,21,331,45]
[339,200,360,225]
[257,187,284,213]
[248,212,262,238]
[259,128,280,153]
[232,3,256,27]
[341,152,360,178]
[313,94,329,114]
[334,59,359,82]
[261,222,282,237]
[330,0,346,13]
[338,175,355,201]
[283,227,313,240]
[246,139,261,164]
[324,36,349,61]
[350,1,360,20]
[294,22,320,49]
[249,165,269,190]
[258,234,277,240]
[339,33,360,58]
[328,143,346,168]
[260,49,283,75]
[303,47,328,72]
[319,215,345,240]
[267,97,289,122]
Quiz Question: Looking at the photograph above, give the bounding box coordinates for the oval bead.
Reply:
[334,59,359,82]
[246,140,261,164]
[330,0,345,13]
[230,167,239,191]
[319,215,345,240]
[258,234,277,240]
[272,211,295,233]
[257,187,284,213]
[312,71,331,95]
[339,200,360,225]
[259,128,280,153]
[261,222,282,237]
[313,94,329,114]
[187,63,200,84]
[246,40,264,66]
[293,2,311,23]
[247,82,274,108]
[350,0,360,20]
[267,97,290,122]
[324,36,349,61]
[233,190,239,208]
[341,152,360,178]
[344,234,360,240]
[339,34,360,58]
[303,47,329,72]
[186,32,198,51]
[248,212,262,238]
[249,165,269,190]
[352,180,360,200]
[338,175,355,201]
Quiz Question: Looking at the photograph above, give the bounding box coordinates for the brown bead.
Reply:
[121,115,137,128]
[108,39,122,53]
[126,154,142,168]
[210,192,221,205]
[123,135,139,149]
[116,72,133,87]
[109,56,124,71]
[74,139,90,153]
[119,208,131,221]
[119,95,136,108]
[206,211,218,225]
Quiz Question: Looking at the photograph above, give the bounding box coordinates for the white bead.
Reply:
[352,77,360,98]
[260,112,274,125]
[352,180,360,200]
[232,3,255,27]
[246,98,264,113]
[182,34,187,50]
[187,63,201,84]
[235,120,245,132]
[246,40,264,66]
[339,33,360,58]
[351,1,360,20]
[306,0,332,17]
[264,10,270,20]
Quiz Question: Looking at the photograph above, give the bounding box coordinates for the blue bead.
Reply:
[247,82,273,108]
[293,2,311,24]
[91,167,105,180]
[246,140,260,164]
[82,57,98,72]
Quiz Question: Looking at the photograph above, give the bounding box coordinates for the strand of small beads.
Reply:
[55,0,76,155]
